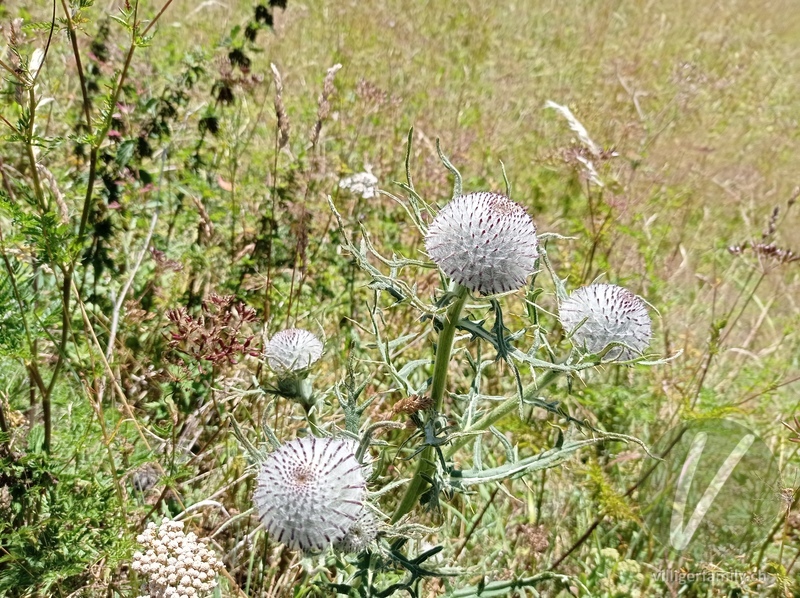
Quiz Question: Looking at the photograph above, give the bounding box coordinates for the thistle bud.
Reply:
[559,283,651,361]
[264,328,323,375]
[334,509,379,554]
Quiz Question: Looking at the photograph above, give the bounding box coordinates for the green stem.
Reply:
[391,284,469,523]
[43,0,142,437]
[431,285,469,412]
[25,90,46,210]
[305,404,319,434]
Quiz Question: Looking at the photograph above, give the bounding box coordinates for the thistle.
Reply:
[253,437,366,552]
[559,283,651,361]
[264,328,323,374]
[424,192,539,295]
[334,509,379,554]
[264,328,323,404]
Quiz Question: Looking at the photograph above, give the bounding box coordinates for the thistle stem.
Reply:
[431,284,470,412]
[391,283,469,523]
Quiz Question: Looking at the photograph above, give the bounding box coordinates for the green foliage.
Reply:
[0,450,124,597]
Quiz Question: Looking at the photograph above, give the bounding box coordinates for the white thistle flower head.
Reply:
[339,172,378,199]
[424,192,539,295]
[264,328,323,375]
[559,283,652,361]
[334,508,378,554]
[254,436,366,552]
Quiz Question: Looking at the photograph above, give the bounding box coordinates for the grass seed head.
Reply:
[254,437,366,552]
[559,283,651,361]
[424,192,539,295]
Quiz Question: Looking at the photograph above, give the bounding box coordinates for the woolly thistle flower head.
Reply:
[424,192,539,295]
[254,436,366,552]
[559,283,652,361]
[334,508,379,554]
[264,328,323,375]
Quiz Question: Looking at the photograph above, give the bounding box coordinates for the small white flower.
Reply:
[131,517,222,598]
[559,283,652,361]
[425,192,539,295]
[339,171,379,199]
[254,436,366,552]
[264,328,323,374]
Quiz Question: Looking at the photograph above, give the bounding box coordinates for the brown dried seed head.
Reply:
[392,394,432,416]
[270,63,290,149]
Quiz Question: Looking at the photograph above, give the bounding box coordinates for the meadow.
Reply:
[1,0,800,596]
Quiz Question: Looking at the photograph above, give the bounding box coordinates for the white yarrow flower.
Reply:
[254,437,366,552]
[264,328,323,374]
[339,172,379,199]
[131,518,222,598]
[425,192,539,295]
[559,283,652,361]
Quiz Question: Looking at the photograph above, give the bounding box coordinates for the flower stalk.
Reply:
[391,283,469,523]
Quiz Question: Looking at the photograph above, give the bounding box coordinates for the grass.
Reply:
[1,0,800,596]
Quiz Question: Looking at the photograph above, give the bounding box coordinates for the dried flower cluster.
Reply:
[310,63,342,146]
[356,78,392,107]
[212,53,264,105]
[132,518,222,598]
[728,198,799,265]
[510,523,550,554]
[560,283,651,361]
[727,241,799,264]
[166,294,258,367]
[391,394,433,417]
[425,192,539,295]
[254,436,367,552]
[270,63,290,149]
[150,246,184,272]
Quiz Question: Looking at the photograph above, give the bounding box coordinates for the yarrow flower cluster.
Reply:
[559,283,652,361]
[339,171,379,199]
[425,192,539,295]
[264,328,323,375]
[131,518,222,598]
[254,436,367,552]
